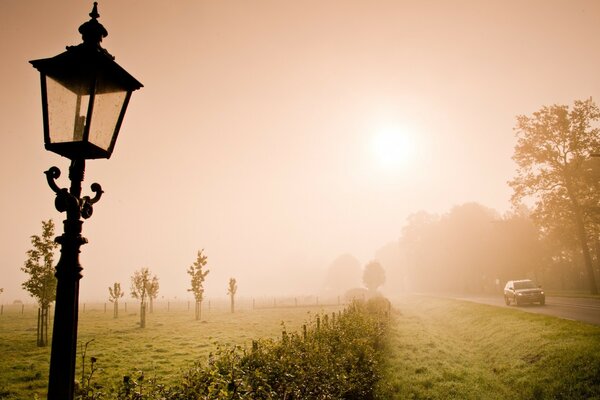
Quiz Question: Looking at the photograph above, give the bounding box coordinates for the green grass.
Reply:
[378,295,600,400]
[2,298,599,399]
[0,302,344,399]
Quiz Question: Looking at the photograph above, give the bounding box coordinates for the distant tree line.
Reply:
[330,98,600,295]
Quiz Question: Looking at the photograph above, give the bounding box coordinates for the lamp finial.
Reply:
[89,2,100,20]
[78,2,108,48]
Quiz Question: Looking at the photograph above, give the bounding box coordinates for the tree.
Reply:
[363,261,386,293]
[509,98,600,294]
[21,219,58,346]
[130,267,158,328]
[324,253,362,294]
[227,278,237,313]
[187,250,210,320]
[147,276,159,313]
[108,282,124,318]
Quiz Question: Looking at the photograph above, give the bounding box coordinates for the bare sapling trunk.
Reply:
[37,306,50,347]
[195,301,201,321]
[140,301,146,328]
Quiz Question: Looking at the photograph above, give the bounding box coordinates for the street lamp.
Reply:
[30,3,142,399]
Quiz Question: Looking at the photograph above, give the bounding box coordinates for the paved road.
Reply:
[447,294,600,326]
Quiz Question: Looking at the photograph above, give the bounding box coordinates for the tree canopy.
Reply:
[509,98,600,294]
[21,220,58,308]
[363,261,386,292]
[188,249,210,303]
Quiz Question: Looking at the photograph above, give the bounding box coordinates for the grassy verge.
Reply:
[377,295,600,399]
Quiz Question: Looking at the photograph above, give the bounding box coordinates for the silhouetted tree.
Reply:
[363,261,386,292]
[147,276,159,313]
[227,278,237,313]
[21,219,58,346]
[325,253,362,294]
[188,250,210,320]
[510,98,600,294]
[130,267,157,328]
[108,282,124,318]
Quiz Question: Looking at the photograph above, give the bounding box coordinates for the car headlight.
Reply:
[517,293,523,296]
[540,291,544,295]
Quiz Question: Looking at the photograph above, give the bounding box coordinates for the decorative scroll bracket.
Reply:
[44,165,104,219]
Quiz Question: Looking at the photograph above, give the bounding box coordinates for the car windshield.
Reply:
[514,280,537,290]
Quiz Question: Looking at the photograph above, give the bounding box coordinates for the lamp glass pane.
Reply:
[87,90,127,151]
[46,76,90,143]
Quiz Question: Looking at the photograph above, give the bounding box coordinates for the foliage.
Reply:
[397,203,556,293]
[509,98,600,294]
[97,298,390,399]
[187,250,210,303]
[363,261,386,292]
[108,283,124,303]
[108,283,124,319]
[130,268,150,303]
[21,219,58,347]
[325,253,362,294]
[227,278,237,313]
[187,250,210,320]
[130,268,158,328]
[0,302,346,399]
[146,276,159,313]
[21,219,58,308]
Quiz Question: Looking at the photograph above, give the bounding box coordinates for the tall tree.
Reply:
[188,250,210,320]
[227,278,237,313]
[363,261,386,293]
[324,253,362,294]
[509,98,600,294]
[108,282,124,319]
[147,276,160,313]
[22,219,58,346]
[130,267,158,328]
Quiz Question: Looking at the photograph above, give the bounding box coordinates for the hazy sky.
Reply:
[1,0,599,302]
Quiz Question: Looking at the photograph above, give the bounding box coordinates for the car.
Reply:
[504,279,545,306]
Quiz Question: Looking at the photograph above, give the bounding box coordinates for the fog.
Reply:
[1,1,599,303]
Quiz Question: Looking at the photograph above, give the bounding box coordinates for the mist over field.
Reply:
[1,0,599,305]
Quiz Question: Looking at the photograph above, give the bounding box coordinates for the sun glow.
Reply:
[371,125,417,171]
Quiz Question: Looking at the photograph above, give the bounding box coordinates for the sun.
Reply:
[371,125,416,171]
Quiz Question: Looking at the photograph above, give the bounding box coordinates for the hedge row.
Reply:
[80,298,391,400]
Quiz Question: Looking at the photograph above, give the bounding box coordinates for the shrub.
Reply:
[78,299,390,400]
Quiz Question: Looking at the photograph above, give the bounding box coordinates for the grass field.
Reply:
[380,295,600,399]
[1,296,599,399]
[0,300,344,399]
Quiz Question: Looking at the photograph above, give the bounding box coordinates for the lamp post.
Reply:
[30,3,142,399]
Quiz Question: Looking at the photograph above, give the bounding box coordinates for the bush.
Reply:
[78,299,391,400]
